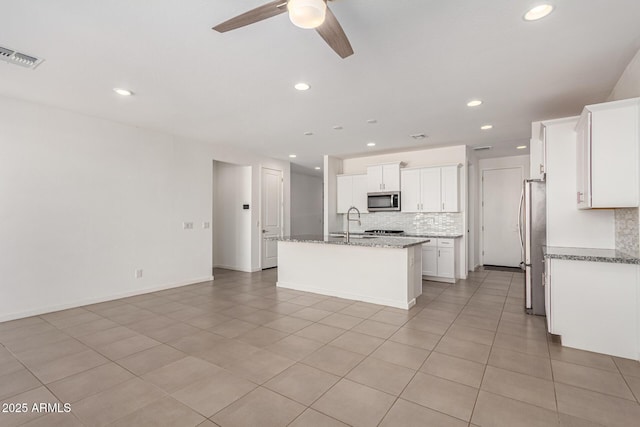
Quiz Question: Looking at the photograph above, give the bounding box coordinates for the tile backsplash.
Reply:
[341,211,464,235]
[615,208,639,256]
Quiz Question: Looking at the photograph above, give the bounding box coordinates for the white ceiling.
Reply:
[2,0,640,173]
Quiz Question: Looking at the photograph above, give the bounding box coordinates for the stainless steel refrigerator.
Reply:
[518,179,546,316]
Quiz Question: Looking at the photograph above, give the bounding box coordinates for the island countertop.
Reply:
[270,234,431,249]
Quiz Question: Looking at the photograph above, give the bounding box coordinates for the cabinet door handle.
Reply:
[577,191,583,204]
[438,250,441,257]
[442,202,445,211]
[539,164,544,174]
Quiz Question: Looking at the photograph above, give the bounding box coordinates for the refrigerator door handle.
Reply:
[517,183,525,263]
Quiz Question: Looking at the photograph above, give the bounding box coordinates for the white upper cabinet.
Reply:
[421,168,442,212]
[400,165,459,213]
[337,174,368,213]
[440,165,459,212]
[529,122,546,180]
[367,163,401,192]
[576,98,640,209]
[401,169,422,213]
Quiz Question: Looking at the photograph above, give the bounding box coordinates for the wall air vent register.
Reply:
[0,45,44,69]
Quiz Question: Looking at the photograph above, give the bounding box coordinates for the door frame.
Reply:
[260,166,284,269]
[479,165,524,267]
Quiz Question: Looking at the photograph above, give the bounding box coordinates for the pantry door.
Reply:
[261,167,283,269]
[482,167,523,267]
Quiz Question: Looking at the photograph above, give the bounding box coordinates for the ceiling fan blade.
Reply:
[213,1,287,33]
[315,6,354,58]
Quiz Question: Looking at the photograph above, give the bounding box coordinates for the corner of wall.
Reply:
[608,47,640,101]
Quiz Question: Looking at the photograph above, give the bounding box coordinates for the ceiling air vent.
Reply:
[0,45,44,69]
[473,146,492,151]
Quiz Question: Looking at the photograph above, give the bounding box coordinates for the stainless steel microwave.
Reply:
[367,192,401,211]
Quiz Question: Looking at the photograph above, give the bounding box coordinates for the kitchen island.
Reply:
[271,235,430,309]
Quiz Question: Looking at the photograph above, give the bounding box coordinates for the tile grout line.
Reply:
[372,273,490,426]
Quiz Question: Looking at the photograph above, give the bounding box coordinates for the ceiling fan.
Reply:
[212,0,354,59]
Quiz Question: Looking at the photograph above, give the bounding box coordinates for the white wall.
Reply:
[291,171,322,235]
[342,146,466,174]
[323,155,343,235]
[544,117,615,248]
[608,47,640,101]
[608,46,640,257]
[467,148,480,269]
[213,162,252,271]
[0,95,290,321]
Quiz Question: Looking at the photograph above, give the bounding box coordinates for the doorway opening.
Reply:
[212,160,252,272]
[481,167,523,268]
[261,167,283,269]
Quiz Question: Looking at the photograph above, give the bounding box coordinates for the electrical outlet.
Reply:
[135,269,143,279]
[183,222,194,229]
[203,222,210,229]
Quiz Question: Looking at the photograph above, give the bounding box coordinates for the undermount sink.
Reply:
[329,233,377,239]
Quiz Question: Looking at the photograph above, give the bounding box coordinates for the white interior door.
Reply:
[482,167,523,267]
[262,168,282,269]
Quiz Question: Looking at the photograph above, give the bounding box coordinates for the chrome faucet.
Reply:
[346,206,361,243]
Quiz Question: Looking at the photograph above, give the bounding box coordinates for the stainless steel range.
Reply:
[364,229,405,236]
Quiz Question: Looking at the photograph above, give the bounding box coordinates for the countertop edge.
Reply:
[271,236,431,249]
[543,246,640,265]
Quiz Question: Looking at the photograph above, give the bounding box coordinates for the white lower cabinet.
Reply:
[437,247,455,278]
[422,238,457,283]
[421,245,437,276]
[546,258,639,360]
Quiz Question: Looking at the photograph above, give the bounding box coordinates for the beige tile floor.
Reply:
[1,268,640,426]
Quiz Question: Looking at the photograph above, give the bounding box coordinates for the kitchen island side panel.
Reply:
[276,241,421,309]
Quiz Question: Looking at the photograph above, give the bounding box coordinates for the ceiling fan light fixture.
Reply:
[288,0,327,29]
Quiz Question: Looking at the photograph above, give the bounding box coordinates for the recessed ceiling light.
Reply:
[367,142,376,147]
[467,100,482,107]
[332,125,343,130]
[517,145,528,149]
[524,4,554,21]
[367,119,377,124]
[294,82,310,91]
[315,167,321,170]
[481,125,493,130]
[304,131,314,136]
[113,88,133,96]
[289,154,297,158]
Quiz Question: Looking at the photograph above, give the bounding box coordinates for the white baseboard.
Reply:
[277,280,415,310]
[0,276,214,323]
[213,263,255,273]
[422,275,456,284]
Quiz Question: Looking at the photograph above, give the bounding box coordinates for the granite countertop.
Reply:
[544,246,640,265]
[403,233,463,239]
[328,231,463,239]
[270,234,431,249]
